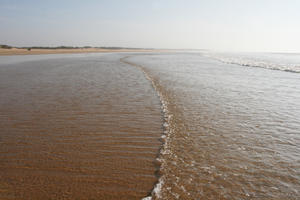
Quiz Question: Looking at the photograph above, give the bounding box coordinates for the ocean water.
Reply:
[126,52,300,200]
[204,51,300,73]
[1,52,300,200]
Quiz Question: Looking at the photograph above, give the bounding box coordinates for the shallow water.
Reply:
[1,52,300,200]
[128,53,300,200]
[0,53,163,200]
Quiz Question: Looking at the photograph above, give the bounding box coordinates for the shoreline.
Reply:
[0,48,168,56]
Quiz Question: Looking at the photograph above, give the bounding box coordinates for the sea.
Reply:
[0,51,299,200]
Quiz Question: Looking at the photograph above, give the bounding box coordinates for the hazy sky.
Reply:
[1,0,300,52]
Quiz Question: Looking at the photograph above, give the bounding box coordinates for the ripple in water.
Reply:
[127,53,300,200]
[0,54,164,200]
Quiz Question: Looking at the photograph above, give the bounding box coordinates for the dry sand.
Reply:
[0,48,165,56]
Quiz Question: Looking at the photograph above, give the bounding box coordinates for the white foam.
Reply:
[141,197,152,200]
[204,52,300,73]
[140,65,173,200]
[152,177,165,199]
[121,57,173,200]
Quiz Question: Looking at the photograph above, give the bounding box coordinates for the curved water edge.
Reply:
[121,56,177,200]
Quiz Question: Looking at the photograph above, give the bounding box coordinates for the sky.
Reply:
[1,0,300,52]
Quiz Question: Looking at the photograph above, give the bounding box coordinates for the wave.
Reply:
[121,57,173,200]
[203,52,300,73]
[121,56,192,199]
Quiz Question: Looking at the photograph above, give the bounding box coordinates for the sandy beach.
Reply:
[0,48,164,56]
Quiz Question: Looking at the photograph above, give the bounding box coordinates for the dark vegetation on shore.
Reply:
[0,45,13,49]
[0,44,153,50]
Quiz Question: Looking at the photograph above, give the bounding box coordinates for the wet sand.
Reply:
[0,54,163,199]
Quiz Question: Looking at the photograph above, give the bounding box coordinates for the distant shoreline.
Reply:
[0,47,167,56]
